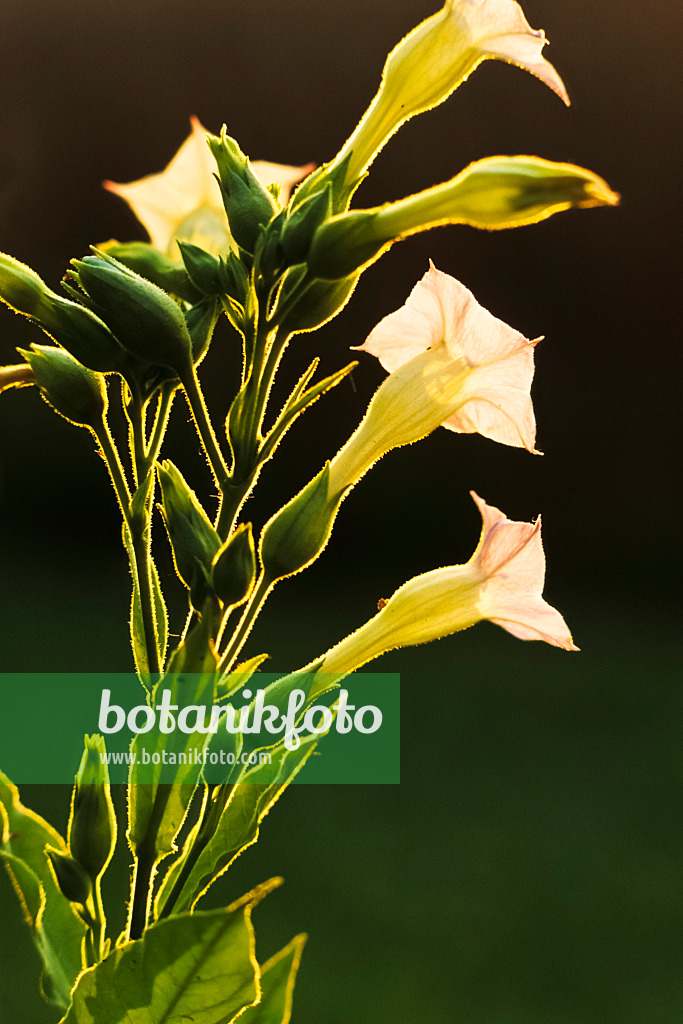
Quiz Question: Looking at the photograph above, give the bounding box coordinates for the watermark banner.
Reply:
[0,673,400,784]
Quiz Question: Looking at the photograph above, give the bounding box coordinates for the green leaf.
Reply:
[262,359,357,467]
[124,532,167,683]
[215,653,269,703]
[127,632,217,861]
[123,470,168,683]
[0,772,85,1008]
[155,736,317,915]
[241,935,306,1024]
[60,893,269,1024]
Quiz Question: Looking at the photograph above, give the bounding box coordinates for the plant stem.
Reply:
[218,574,272,674]
[146,383,176,465]
[127,842,157,941]
[131,516,160,676]
[94,419,132,523]
[129,404,161,677]
[157,784,233,920]
[215,325,289,539]
[181,367,229,488]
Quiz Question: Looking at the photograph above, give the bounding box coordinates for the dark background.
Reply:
[0,1,681,1021]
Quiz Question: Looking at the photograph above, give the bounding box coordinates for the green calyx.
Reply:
[260,463,343,584]
[157,460,221,596]
[19,344,107,428]
[212,523,257,609]
[0,252,125,372]
[68,735,117,883]
[71,252,193,375]
[208,128,279,254]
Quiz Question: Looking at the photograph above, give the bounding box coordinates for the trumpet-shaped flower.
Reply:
[104,117,313,256]
[317,491,577,682]
[334,0,569,184]
[328,264,538,496]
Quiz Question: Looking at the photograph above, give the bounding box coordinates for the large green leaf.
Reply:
[0,771,85,1008]
[155,736,317,915]
[241,935,306,1024]
[60,890,270,1024]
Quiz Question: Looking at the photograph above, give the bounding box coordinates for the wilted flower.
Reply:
[318,491,577,680]
[328,264,538,495]
[333,0,569,184]
[104,117,313,256]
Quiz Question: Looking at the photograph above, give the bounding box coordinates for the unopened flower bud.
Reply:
[276,270,360,333]
[177,242,222,296]
[98,241,201,303]
[46,847,92,907]
[0,253,125,372]
[72,253,193,375]
[307,157,619,280]
[212,523,256,608]
[68,735,117,882]
[157,460,221,591]
[280,183,332,264]
[260,463,342,584]
[208,129,279,254]
[19,344,107,428]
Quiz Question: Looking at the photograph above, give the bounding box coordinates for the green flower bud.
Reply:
[219,253,250,305]
[208,129,278,254]
[177,242,222,296]
[19,344,107,428]
[254,211,286,283]
[306,210,382,279]
[185,296,220,366]
[157,460,221,591]
[218,252,250,305]
[68,735,117,882]
[0,253,125,372]
[280,183,332,264]
[307,156,619,280]
[46,847,92,907]
[277,270,360,333]
[212,523,256,608]
[98,241,202,303]
[72,253,193,375]
[260,463,342,584]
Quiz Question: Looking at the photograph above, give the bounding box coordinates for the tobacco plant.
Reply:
[0,1,617,1021]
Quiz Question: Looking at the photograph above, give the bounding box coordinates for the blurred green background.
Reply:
[1,0,681,1021]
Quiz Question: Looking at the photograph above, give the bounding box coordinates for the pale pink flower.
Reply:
[329,264,538,495]
[336,0,568,183]
[318,491,577,681]
[104,117,313,255]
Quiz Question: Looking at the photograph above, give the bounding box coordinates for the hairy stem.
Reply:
[218,574,272,674]
[181,367,229,488]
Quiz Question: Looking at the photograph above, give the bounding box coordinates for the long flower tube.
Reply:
[328,0,569,187]
[308,491,578,695]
